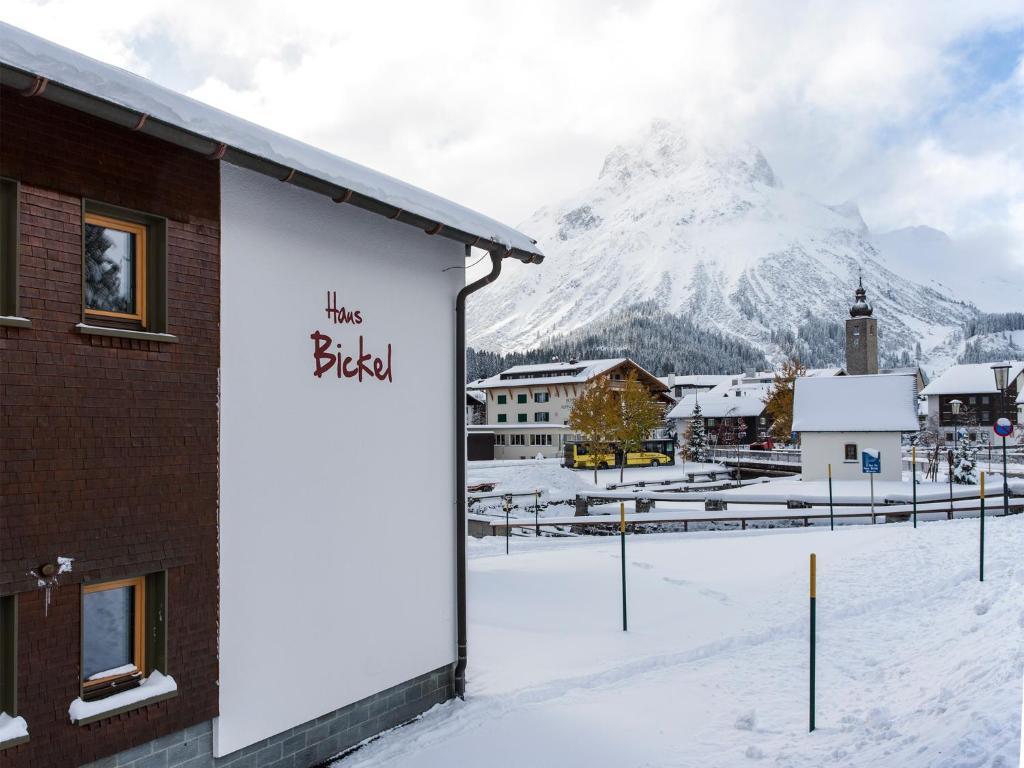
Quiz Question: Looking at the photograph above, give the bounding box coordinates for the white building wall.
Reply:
[217,164,460,756]
[800,431,904,482]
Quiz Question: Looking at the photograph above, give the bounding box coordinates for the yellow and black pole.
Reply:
[809,553,816,733]
[827,464,834,531]
[620,501,628,632]
[912,445,917,528]
[979,472,985,582]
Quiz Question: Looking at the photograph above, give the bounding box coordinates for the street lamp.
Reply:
[949,399,963,449]
[992,363,1011,517]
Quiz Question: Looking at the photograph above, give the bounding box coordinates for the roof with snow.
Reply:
[0,22,542,262]
[658,374,732,388]
[667,381,771,420]
[475,358,668,392]
[793,374,919,432]
[919,362,1024,397]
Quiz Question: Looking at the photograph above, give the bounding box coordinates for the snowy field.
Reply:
[334,516,1023,768]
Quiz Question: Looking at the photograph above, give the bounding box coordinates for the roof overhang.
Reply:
[0,23,543,264]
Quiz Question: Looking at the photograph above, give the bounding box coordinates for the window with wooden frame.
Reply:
[844,443,858,462]
[82,202,168,333]
[81,578,145,700]
[84,214,148,325]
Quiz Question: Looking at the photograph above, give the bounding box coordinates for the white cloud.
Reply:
[3,0,1023,265]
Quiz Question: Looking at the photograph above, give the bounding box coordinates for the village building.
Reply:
[657,373,731,400]
[469,358,669,460]
[919,361,1024,445]
[667,368,843,446]
[0,23,543,768]
[792,374,919,481]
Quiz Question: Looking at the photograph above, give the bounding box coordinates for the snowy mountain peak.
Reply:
[468,123,979,372]
[597,119,779,191]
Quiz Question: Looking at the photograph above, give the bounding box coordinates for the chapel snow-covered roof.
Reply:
[919,362,1024,397]
[0,22,542,261]
[793,374,919,432]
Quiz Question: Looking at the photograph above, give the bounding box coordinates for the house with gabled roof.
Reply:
[469,358,669,459]
[919,361,1023,445]
[0,21,543,768]
[793,374,919,481]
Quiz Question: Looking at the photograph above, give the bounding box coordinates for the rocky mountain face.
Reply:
[467,120,985,374]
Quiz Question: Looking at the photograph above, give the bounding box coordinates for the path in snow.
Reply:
[333,517,1023,768]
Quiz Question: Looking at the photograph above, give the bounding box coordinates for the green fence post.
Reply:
[979,472,985,582]
[827,464,834,531]
[809,553,816,733]
[912,445,917,529]
[620,502,628,632]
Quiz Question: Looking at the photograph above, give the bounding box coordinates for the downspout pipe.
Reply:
[453,245,541,699]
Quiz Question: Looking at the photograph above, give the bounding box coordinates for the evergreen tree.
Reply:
[683,401,709,464]
[951,439,978,485]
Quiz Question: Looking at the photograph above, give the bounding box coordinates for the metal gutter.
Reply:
[452,244,542,698]
[0,64,542,264]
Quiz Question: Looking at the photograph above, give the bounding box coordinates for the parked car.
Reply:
[749,435,775,451]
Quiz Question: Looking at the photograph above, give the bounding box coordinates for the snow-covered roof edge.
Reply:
[793,374,919,432]
[0,22,543,261]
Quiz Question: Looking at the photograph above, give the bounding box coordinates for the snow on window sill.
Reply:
[75,323,178,344]
[0,712,29,750]
[0,315,31,329]
[69,671,178,726]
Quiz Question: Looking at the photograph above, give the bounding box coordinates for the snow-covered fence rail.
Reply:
[605,469,739,490]
[484,497,1024,536]
[713,448,802,464]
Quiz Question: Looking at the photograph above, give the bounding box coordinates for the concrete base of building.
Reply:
[79,665,453,768]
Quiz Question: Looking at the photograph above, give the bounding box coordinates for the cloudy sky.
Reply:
[5,1,1024,269]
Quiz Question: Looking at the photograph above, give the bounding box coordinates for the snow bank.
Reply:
[68,671,177,723]
[335,517,1024,768]
[0,712,28,744]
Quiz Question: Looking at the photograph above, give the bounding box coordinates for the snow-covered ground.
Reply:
[334,517,1023,768]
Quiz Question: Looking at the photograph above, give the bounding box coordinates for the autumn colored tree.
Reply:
[764,357,807,443]
[568,376,619,484]
[613,372,666,481]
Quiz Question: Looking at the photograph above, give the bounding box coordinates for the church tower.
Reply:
[845,278,878,375]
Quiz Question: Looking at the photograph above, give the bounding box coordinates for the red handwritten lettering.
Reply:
[310,330,393,383]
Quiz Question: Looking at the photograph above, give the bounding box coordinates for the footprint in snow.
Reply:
[663,577,689,586]
[973,599,990,616]
[632,561,654,570]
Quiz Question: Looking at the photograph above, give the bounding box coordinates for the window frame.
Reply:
[497,414,507,423]
[0,594,16,717]
[517,413,528,423]
[496,394,507,405]
[517,394,528,404]
[534,392,549,403]
[83,212,149,327]
[844,443,858,462]
[534,412,550,422]
[81,576,146,695]
[0,178,22,322]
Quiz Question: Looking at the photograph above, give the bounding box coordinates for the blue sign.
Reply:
[994,418,1014,438]
[861,449,881,474]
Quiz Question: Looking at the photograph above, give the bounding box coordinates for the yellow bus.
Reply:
[563,439,676,469]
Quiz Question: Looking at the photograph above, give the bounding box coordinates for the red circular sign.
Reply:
[994,418,1014,437]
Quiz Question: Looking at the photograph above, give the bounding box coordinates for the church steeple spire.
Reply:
[849,276,873,318]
